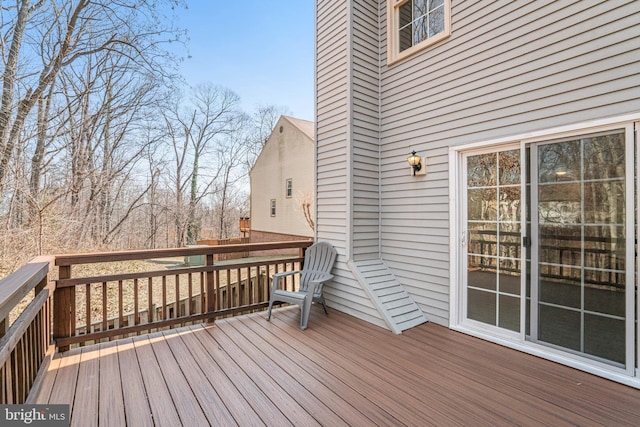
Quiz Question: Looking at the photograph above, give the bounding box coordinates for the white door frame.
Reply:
[449,113,640,386]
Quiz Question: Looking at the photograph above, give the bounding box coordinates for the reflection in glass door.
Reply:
[465,149,521,332]
[529,130,629,367]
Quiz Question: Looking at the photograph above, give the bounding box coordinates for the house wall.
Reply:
[250,117,315,239]
[316,0,640,328]
[316,0,389,328]
[376,0,640,326]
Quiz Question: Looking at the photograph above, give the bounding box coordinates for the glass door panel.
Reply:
[529,130,628,366]
[466,149,521,332]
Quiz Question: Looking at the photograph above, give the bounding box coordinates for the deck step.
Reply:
[351,259,428,334]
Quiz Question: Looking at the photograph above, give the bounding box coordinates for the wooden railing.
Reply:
[53,240,313,350]
[0,257,54,404]
[0,240,313,403]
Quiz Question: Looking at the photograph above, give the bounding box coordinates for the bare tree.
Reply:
[0,0,186,189]
[211,131,249,239]
[161,83,240,246]
[245,104,290,169]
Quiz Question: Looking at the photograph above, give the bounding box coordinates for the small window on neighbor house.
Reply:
[286,179,293,198]
[387,0,450,64]
[270,199,276,217]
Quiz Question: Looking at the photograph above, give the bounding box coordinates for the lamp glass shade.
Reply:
[407,152,421,167]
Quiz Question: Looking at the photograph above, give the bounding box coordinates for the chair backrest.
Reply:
[300,241,337,295]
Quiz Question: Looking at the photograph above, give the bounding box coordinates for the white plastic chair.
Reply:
[266,241,337,330]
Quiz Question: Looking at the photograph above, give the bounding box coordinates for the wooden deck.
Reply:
[33,306,640,426]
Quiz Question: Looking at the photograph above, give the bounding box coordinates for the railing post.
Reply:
[205,254,215,324]
[53,265,74,352]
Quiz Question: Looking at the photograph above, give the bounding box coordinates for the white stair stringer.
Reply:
[348,259,428,334]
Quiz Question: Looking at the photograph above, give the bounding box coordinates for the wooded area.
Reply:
[0,1,286,276]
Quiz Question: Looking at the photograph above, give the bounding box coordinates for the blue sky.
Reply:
[174,2,315,121]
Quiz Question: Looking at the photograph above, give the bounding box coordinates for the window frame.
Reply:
[387,0,451,65]
[285,178,293,198]
[270,199,276,217]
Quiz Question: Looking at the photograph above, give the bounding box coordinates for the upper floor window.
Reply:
[387,0,451,65]
[270,199,276,217]
[286,179,293,198]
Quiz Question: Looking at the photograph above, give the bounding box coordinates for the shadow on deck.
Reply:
[33,306,640,426]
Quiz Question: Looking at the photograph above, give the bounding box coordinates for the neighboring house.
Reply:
[315,0,640,387]
[250,116,315,243]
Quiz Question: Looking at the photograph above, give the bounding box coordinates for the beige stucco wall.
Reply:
[250,116,315,238]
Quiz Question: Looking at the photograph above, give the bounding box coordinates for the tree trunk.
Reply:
[186,149,200,244]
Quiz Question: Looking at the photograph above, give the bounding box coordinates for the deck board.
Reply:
[115,339,153,427]
[146,331,210,427]
[160,329,236,425]
[191,324,294,426]
[30,353,61,403]
[227,315,354,426]
[47,348,81,411]
[234,313,385,425]
[269,311,449,426]
[71,347,99,427]
[98,341,126,427]
[131,335,181,427]
[173,325,265,426]
[208,323,322,426]
[33,306,640,426]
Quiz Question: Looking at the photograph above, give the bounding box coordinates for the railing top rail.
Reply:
[0,256,53,324]
[54,240,314,266]
[56,256,305,288]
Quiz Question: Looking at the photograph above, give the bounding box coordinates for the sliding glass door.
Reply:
[462,127,634,371]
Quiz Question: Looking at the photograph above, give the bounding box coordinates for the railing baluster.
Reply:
[175,275,180,318]
[85,284,91,335]
[134,278,139,326]
[237,268,243,306]
[1,365,5,403]
[15,338,23,401]
[248,267,254,305]
[118,280,123,328]
[6,357,13,403]
[200,271,205,316]
[148,277,153,324]
[102,282,107,333]
[226,269,231,309]
[187,273,193,316]
[162,275,167,321]
[214,270,220,311]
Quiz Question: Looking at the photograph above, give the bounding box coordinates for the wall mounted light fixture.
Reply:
[407,151,425,176]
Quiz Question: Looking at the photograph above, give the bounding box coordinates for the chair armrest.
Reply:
[309,273,334,284]
[271,270,301,291]
[306,273,333,298]
[272,270,301,280]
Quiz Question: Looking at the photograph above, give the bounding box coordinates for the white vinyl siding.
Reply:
[316,0,388,328]
[351,0,381,262]
[375,0,640,327]
[316,0,640,330]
